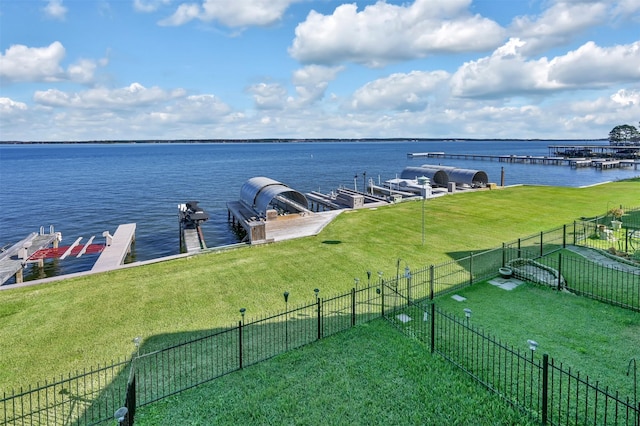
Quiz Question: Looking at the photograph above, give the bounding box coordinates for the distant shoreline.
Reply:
[0,138,608,145]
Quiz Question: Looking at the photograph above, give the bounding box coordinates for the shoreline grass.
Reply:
[1,180,638,390]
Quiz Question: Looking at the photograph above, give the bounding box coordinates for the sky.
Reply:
[0,0,639,141]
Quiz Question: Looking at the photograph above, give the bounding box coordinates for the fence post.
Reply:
[502,243,506,267]
[406,272,411,307]
[381,281,385,317]
[351,288,356,327]
[542,354,549,425]
[429,265,434,300]
[562,224,567,248]
[557,253,563,291]
[518,238,521,258]
[540,231,544,257]
[430,303,435,353]
[317,298,322,340]
[469,252,473,286]
[238,321,243,370]
[573,221,577,245]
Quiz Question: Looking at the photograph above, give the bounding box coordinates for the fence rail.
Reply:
[385,296,640,425]
[3,205,638,425]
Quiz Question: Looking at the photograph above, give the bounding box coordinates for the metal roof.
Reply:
[399,166,449,187]
[419,164,489,186]
[240,177,309,216]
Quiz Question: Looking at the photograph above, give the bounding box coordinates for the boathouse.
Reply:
[400,166,449,187]
[240,177,309,218]
[401,165,488,188]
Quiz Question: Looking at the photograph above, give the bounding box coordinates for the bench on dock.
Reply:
[91,223,136,272]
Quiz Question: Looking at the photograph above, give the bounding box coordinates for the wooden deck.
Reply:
[91,223,136,272]
[264,210,342,242]
[0,231,60,285]
[227,201,342,244]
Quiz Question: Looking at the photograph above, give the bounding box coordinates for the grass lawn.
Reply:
[434,280,640,400]
[134,319,538,426]
[1,180,639,390]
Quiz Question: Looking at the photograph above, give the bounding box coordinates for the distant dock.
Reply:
[408,152,640,169]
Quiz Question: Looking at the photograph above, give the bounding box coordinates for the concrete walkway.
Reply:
[566,245,640,275]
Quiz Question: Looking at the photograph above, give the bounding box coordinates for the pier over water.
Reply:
[408,145,640,170]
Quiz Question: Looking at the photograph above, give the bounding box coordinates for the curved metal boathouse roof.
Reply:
[404,164,489,187]
[399,166,449,187]
[240,177,309,216]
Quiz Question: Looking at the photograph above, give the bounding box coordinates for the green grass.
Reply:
[1,180,639,390]
[134,319,538,426]
[434,281,640,399]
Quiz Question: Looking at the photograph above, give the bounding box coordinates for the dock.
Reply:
[0,227,62,285]
[178,202,209,253]
[408,152,640,169]
[91,223,136,272]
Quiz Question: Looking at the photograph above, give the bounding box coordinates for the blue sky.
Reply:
[1,0,639,141]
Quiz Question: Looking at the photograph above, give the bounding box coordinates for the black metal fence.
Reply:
[3,205,639,425]
[385,297,640,425]
[538,252,640,312]
[1,359,132,425]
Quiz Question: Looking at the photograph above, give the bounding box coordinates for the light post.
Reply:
[314,288,319,301]
[284,291,289,350]
[132,336,141,358]
[404,265,411,304]
[463,308,472,326]
[417,176,429,246]
[354,277,359,289]
[240,307,246,325]
[114,407,128,426]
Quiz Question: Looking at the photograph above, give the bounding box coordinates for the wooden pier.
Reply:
[0,227,61,285]
[178,202,209,254]
[408,152,640,169]
[227,201,340,244]
[91,223,136,272]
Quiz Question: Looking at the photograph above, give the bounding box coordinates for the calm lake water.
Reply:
[1,140,638,280]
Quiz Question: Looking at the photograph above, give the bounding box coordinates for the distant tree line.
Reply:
[608,122,640,145]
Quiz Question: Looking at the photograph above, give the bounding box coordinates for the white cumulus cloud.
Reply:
[0,97,28,114]
[246,82,288,110]
[33,83,187,109]
[43,0,67,20]
[133,0,172,13]
[351,70,450,111]
[159,0,299,27]
[450,39,640,98]
[291,65,344,106]
[0,42,66,83]
[289,0,505,67]
[0,42,105,85]
[509,1,608,56]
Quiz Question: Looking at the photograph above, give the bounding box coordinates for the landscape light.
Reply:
[132,336,141,357]
[114,407,128,425]
[240,308,246,323]
[527,339,538,351]
[463,308,472,319]
[314,288,319,300]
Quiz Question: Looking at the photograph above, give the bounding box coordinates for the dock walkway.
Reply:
[0,230,60,285]
[408,152,640,169]
[91,223,136,272]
